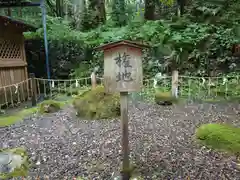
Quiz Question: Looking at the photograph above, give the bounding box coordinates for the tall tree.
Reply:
[176,0,185,16]
[88,0,106,28]
[111,0,127,26]
[56,0,64,17]
[144,0,155,20]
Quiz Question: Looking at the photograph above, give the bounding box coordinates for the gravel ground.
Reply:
[0,101,240,180]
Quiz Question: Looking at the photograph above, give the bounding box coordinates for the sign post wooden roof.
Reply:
[95,40,149,93]
[95,40,149,51]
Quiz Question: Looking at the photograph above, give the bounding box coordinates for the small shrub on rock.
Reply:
[154,91,178,105]
[38,100,61,114]
[196,123,240,156]
[73,86,120,119]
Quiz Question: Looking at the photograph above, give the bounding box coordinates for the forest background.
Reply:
[1,0,239,80]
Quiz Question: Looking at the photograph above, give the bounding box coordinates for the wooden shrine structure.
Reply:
[0,15,36,87]
[0,15,36,106]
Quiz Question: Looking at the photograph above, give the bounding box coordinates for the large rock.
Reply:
[0,148,29,179]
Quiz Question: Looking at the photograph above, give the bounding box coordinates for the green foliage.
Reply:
[196,123,240,156]
[25,15,239,77]
[38,100,62,114]
[20,0,240,79]
[73,86,120,119]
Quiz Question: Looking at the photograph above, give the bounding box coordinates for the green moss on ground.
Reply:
[154,91,178,105]
[0,147,29,179]
[0,107,38,127]
[38,100,63,114]
[195,123,240,155]
[73,86,120,119]
[0,98,73,127]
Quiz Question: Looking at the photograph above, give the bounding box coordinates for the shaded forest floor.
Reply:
[0,101,240,179]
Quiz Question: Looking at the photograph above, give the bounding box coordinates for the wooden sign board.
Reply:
[95,40,148,180]
[95,40,147,93]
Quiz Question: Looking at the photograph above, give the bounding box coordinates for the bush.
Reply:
[73,86,120,119]
[195,123,240,156]
[38,100,61,114]
[154,91,178,105]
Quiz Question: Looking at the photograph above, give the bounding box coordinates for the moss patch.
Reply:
[195,123,240,155]
[73,86,120,119]
[0,107,38,127]
[38,100,63,114]
[0,147,29,179]
[154,91,178,105]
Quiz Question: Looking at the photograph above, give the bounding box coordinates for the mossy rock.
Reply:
[73,86,120,119]
[0,147,29,179]
[66,88,79,96]
[154,91,178,106]
[0,109,5,115]
[195,123,240,155]
[38,100,61,114]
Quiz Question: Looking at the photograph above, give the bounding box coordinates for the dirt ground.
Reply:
[0,101,239,179]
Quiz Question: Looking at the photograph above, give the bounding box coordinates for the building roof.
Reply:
[0,15,37,32]
[94,40,150,51]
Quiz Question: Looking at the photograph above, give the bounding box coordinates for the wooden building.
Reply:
[0,15,36,106]
[0,15,36,87]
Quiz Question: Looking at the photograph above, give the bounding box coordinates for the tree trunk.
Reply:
[99,0,106,23]
[64,1,68,20]
[18,8,22,17]
[88,0,106,28]
[56,0,64,17]
[144,0,155,20]
[176,0,185,16]
[7,8,11,16]
[111,0,126,26]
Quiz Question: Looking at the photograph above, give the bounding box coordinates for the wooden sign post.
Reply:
[95,40,148,180]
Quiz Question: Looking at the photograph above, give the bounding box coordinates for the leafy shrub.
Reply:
[196,123,240,156]
[154,91,178,105]
[73,86,120,119]
[38,100,61,114]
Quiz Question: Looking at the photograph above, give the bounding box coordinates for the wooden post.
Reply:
[91,72,97,89]
[171,70,179,98]
[29,73,37,106]
[94,40,148,180]
[120,92,130,180]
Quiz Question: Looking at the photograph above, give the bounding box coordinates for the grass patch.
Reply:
[73,86,120,119]
[0,107,38,127]
[195,123,240,156]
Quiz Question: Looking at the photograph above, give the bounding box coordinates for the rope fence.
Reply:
[0,75,239,108]
[139,75,240,101]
